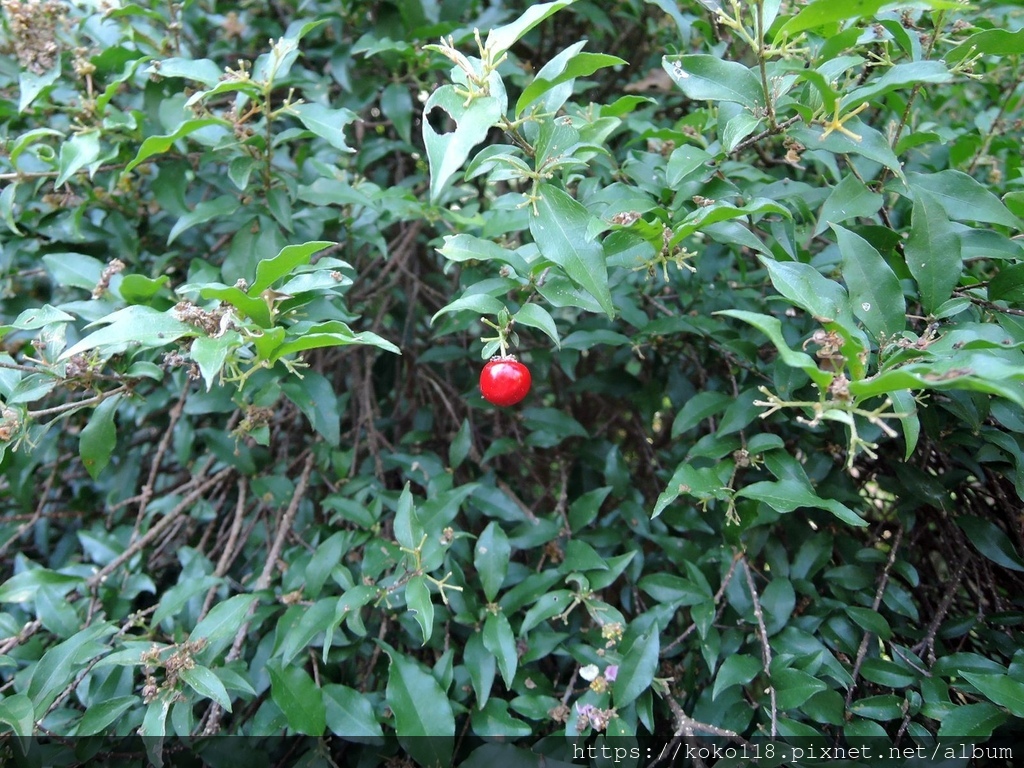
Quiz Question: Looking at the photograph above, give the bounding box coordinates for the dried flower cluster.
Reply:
[2,0,65,74]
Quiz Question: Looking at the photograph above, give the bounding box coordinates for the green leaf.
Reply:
[77,695,138,736]
[60,305,195,361]
[843,61,952,110]
[715,309,833,389]
[773,667,827,709]
[438,234,531,276]
[792,121,904,181]
[125,119,228,172]
[191,594,257,663]
[385,649,455,768]
[485,1,577,58]
[960,673,1024,718]
[270,321,399,361]
[28,623,115,713]
[514,303,560,349]
[475,522,511,603]
[423,85,501,202]
[267,660,325,736]
[189,333,238,392]
[779,0,960,38]
[393,484,422,552]
[937,702,1007,738]
[168,195,240,245]
[956,516,1024,572]
[905,190,962,314]
[760,258,850,324]
[815,174,883,236]
[516,52,625,117]
[0,693,34,735]
[613,628,659,708]
[79,394,120,480]
[989,263,1024,305]
[19,64,60,112]
[405,576,434,645]
[530,185,614,318]
[907,170,1023,229]
[249,241,334,296]
[323,684,383,738]
[519,590,574,635]
[0,569,84,604]
[948,28,1024,62]
[713,655,762,700]
[833,224,905,340]
[738,478,867,527]
[483,613,518,688]
[889,389,919,460]
[119,274,170,304]
[180,665,232,712]
[282,370,341,446]
[292,103,357,153]
[151,57,222,86]
[638,574,707,605]
[55,131,101,187]
[470,699,532,738]
[662,55,763,109]
[846,606,892,640]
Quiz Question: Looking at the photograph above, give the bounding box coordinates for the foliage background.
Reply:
[0,0,1023,765]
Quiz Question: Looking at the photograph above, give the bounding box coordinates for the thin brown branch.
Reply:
[87,467,233,588]
[742,556,777,738]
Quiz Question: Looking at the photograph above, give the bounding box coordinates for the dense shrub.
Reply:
[1,0,1023,765]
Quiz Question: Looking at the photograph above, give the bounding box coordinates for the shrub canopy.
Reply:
[1,0,1023,765]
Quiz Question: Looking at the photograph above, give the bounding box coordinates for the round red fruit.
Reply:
[480,357,531,407]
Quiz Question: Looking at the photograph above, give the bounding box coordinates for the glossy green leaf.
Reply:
[514,303,560,349]
[79,394,120,480]
[249,241,333,296]
[292,103,357,153]
[0,694,34,735]
[191,595,257,663]
[483,613,518,688]
[386,649,455,767]
[77,695,138,736]
[662,55,763,109]
[485,1,577,58]
[738,478,867,527]
[833,224,905,340]
[908,170,1022,229]
[180,665,232,711]
[405,575,434,645]
[530,185,614,318]
[956,516,1024,572]
[517,51,624,117]
[60,305,195,361]
[267,660,325,735]
[423,85,501,202]
[613,628,659,708]
[905,191,962,315]
[713,654,761,700]
[323,684,383,738]
[125,119,227,172]
[815,174,883,236]
[475,521,511,603]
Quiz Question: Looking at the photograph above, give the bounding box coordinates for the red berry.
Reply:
[480,357,531,407]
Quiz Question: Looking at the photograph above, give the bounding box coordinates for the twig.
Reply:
[731,115,802,155]
[86,468,233,588]
[28,385,130,420]
[199,478,249,621]
[132,383,190,542]
[203,453,314,735]
[742,556,777,738]
[846,525,903,708]
[663,550,741,655]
